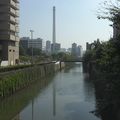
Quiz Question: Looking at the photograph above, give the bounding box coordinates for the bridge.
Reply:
[60,60,84,62]
[60,58,84,63]
[59,58,84,70]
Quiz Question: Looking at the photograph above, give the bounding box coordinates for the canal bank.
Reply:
[0,63,101,120]
[0,62,65,98]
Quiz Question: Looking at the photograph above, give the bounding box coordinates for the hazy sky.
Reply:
[20,0,112,50]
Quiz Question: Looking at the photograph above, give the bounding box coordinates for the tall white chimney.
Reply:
[52,6,56,53]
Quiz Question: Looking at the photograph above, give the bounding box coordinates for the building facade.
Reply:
[77,45,82,57]
[20,37,29,50]
[51,43,61,54]
[0,0,19,65]
[46,40,51,54]
[72,43,77,56]
[20,37,43,50]
[28,38,42,50]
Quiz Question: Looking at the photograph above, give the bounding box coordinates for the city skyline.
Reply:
[20,0,112,50]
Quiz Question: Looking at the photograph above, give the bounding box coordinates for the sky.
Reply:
[20,0,113,50]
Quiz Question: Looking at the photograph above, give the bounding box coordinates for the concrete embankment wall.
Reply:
[0,62,65,98]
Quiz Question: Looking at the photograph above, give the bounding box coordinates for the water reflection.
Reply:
[53,78,56,117]
[93,74,120,120]
[83,74,96,103]
[0,63,101,120]
[0,76,54,120]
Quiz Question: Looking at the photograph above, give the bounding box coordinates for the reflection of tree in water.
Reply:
[93,74,120,120]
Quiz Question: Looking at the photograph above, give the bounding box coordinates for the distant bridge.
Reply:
[60,60,84,62]
[59,59,84,70]
[60,58,84,63]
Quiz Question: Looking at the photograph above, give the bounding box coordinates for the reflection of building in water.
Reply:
[11,115,20,120]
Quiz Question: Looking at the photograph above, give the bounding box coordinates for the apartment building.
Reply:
[0,0,19,65]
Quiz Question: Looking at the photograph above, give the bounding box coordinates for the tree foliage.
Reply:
[97,0,120,25]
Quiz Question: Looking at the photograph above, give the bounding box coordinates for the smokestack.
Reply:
[52,6,56,53]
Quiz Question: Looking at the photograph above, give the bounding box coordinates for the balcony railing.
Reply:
[10,16,16,23]
[10,34,16,41]
[10,24,16,31]
[15,26,19,32]
[15,36,19,41]
[10,7,16,15]
[10,0,19,10]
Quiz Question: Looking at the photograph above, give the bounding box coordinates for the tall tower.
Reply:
[52,6,56,53]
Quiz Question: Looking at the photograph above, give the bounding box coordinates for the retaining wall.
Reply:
[0,62,65,98]
[0,63,55,98]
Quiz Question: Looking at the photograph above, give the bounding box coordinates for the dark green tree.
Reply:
[19,46,26,56]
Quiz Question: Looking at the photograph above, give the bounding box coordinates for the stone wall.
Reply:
[0,63,55,98]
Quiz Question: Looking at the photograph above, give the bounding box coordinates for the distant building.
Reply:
[67,48,72,53]
[20,37,29,50]
[51,43,61,54]
[46,40,51,54]
[72,43,77,56]
[77,45,82,57]
[20,37,43,50]
[59,48,66,53]
[0,0,19,66]
[28,38,42,50]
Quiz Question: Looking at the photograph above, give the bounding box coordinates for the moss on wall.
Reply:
[0,63,55,98]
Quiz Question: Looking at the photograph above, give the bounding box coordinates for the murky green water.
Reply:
[0,63,101,120]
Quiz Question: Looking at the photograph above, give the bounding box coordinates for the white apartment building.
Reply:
[0,0,19,66]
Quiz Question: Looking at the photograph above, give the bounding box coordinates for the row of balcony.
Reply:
[0,23,19,32]
[10,0,19,10]
[0,0,19,10]
[0,34,19,41]
[0,14,19,24]
[0,6,19,17]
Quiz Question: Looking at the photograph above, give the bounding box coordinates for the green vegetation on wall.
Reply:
[0,64,55,98]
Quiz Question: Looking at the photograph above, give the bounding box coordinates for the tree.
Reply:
[97,0,120,27]
[26,48,42,56]
[19,46,26,56]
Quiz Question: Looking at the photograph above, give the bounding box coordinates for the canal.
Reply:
[0,63,101,120]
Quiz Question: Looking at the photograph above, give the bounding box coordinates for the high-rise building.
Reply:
[46,40,51,54]
[72,43,77,56]
[0,0,19,65]
[77,45,82,57]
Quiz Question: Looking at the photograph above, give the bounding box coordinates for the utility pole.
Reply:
[30,30,34,64]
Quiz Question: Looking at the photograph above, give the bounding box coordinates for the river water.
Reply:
[0,63,101,120]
